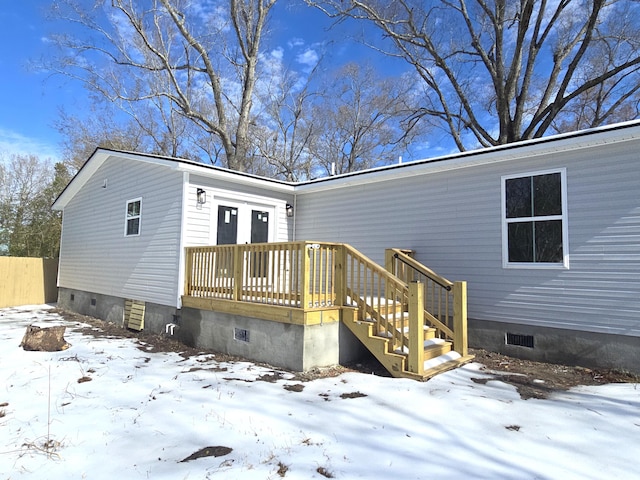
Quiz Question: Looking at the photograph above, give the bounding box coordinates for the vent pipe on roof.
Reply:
[330,162,336,176]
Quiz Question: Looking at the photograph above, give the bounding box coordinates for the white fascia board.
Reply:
[176,162,295,194]
[52,150,111,210]
[295,120,640,195]
[52,149,205,210]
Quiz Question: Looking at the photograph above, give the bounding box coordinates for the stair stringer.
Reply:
[342,313,407,378]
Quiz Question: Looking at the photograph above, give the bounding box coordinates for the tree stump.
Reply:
[20,324,70,352]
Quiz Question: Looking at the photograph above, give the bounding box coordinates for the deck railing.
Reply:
[184,242,467,358]
[386,248,468,356]
[185,242,340,309]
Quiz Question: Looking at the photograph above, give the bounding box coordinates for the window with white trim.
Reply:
[502,169,568,268]
[125,198,142,236]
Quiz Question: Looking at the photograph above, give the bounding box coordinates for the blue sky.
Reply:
[0,1,410,163]
[0,3,68,159]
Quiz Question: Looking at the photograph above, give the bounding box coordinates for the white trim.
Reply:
[124,197,142,237]
[501,168,569,269]
[176,172,190,308]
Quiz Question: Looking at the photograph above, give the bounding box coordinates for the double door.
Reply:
[215,202,273,278]
[216,205,270,245]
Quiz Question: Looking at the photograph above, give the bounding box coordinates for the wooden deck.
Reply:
[182,241,472,379]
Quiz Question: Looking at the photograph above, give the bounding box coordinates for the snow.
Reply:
[1,305,638,479]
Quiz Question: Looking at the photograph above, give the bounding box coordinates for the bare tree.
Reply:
[307,0,640,151]
[0,155,69,257]
[48,0,277,172]
[56,99,207,172]
[550,39,640,133]
[250,57,323,181]
[308,62,418,175]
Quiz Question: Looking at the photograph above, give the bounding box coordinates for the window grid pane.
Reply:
[126,199,141,236]
[504,171,564,265]
[533,173,561,216]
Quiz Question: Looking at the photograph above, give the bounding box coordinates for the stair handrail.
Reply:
[388,248,453,290]
[339,244,411,352]
[385,248,468,356]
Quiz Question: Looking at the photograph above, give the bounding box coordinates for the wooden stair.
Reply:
[342,308,474,381]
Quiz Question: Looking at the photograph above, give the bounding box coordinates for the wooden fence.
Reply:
[0,257,58,308]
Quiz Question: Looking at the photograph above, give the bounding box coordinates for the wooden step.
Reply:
[400,325,436,340]
[394,338,452,360]
[396,353,476,381]
[424,339,452,360]
[343,317,407,377]
[421,354,476,380]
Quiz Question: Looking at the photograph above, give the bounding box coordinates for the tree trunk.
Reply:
[20,324,70,352]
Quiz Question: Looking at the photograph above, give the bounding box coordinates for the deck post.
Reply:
[453,281,468,356]
[384,249,396,276]
[408,281,424,375]
[302,243,311,309]
[184,247,193,296]
[334,245,346,306]
[233,245,243,301]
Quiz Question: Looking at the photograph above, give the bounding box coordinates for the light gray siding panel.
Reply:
[185,174,294,245]
[296,140,640,337]
[58,157,183,307]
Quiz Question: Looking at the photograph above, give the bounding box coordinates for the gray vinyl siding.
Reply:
[58,157,183,307]
[295,139,640,337]
[184,174,293,245]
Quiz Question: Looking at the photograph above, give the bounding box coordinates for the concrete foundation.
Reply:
[178,307,366,371]
[57,287,367,372]
[58,287,638,374]
[469,318,640,374]
[57,287,177,333]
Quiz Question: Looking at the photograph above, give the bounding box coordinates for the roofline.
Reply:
[52,148,295,210]
[53,120,640,209]
[294,119,640,193]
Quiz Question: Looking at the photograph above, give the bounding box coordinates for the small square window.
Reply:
[125,198,142,236]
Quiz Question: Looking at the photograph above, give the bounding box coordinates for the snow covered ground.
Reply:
[1,305,638,479]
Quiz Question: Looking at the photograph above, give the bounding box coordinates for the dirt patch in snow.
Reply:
[470,348,639,399]
[54,309,638,396]
[179,446,232,463]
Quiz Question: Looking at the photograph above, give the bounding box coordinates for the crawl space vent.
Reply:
[505,332,534,348]
[125,299,146,331]
[234,328,250,343]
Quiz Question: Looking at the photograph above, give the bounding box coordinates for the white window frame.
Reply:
[125,197,142,237]
[501,168,569,269]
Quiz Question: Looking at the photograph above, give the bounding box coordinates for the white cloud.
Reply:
[296,48,319,68]
[270,47,284,61]
[287,37,305,49]
[0,127,60,161]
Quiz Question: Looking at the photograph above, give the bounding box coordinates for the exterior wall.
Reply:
[294,138,640,346]
[184,174,293,247]
[57,157,184,307]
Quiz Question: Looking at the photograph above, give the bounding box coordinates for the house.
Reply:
[53,121,640,375]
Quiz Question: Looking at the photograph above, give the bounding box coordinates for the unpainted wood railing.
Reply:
[184,242,339,309]
[386,248,468,356]
[184,242,468,370]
